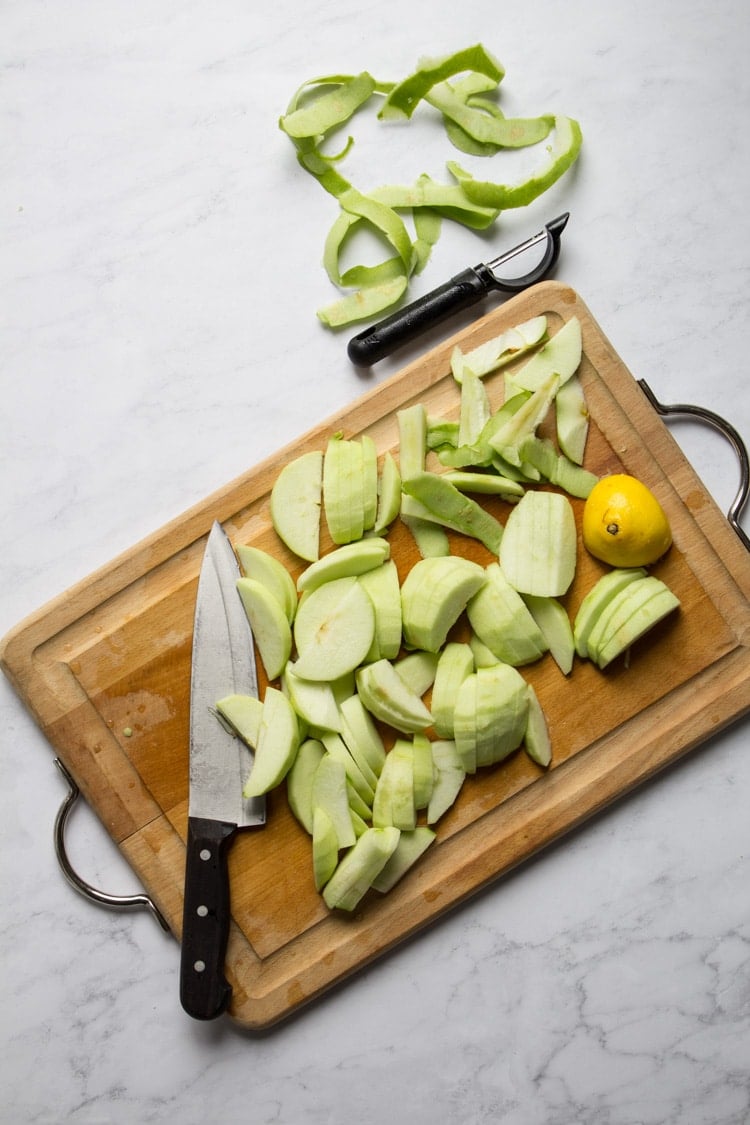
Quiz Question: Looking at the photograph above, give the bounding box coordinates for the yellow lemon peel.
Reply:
[582,474,672,568]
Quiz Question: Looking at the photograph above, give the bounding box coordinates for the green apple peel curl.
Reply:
[278,46,582,327]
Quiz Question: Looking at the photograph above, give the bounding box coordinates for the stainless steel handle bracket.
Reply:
[638,379,750,552]
[53,758,170,932]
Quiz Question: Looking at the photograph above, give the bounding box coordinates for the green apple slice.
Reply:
[270,450,323,562]
[450,316,548,383]
[312,753,356,850]
[505,315,582,394]
[466,563,547,666]
[312,806,339,890]
[427,740,466,823]
[500,490,577,597]
[338,694,387,778]
[469,632,502,668]
[555,371,589,465]
[473,662,529,768]
[573,567,648,659]
[371,826,436,892]
[585,574,666,661]
[372,451,401,534]
[236,545,297,623]
[590,579,680,669]
[215,692,264,748]
[236,577,293,682]
[411,733,434,810]
[293,575,375,681]
[394,650,439,697]
[355,659,433,733]
[323,434,365,545]
[524,684,552,767]
[281,662,342,733]
[242,686,300,798]
[488,372,560,467]
[453,672,478,773]
[320,731,376,806]
[322,826,401,911]
[522,594,575,675]
[296,537,390,593]
[287,737,325,834]
[372,740,416,830]
[431,641,474,738]
[401,555,486,652]
[361,433,379,531]
[358,558,402,661]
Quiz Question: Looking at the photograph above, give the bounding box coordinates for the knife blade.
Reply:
[180,520,265,1020]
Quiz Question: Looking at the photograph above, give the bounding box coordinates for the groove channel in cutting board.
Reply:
[2,282,749,1029]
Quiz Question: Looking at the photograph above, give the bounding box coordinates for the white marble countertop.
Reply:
[2,1,749,1121]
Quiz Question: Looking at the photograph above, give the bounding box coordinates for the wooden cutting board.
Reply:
[3,282,749,1030]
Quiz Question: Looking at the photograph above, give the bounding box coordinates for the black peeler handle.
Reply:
[347,265,494,367]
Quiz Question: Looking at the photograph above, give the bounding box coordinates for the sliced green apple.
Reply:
[236,544,297,623]
[312,805,339,890]
[426,739,466,823]
[573,567,647,659]
[236,577,293,681]
[293,575,375,681]
[270,450,323,562]
[358,558,402,661]
[371,826,436,892]
[281,662,342,733]
[241,686,300,798]
[355,658,433,733]
[296,537,390,593]
[311,753,357,849]
[401,555,486,652]
[322,826,401,911]
[466,562,547,666]
[431,641,475,738]
[338,694,387,778]
[401,471,504,554]
[286,736,325,833]
[500,490,577,597]
[505,315,582,394]
[555,371,589,464]
[522,594,575,675]
[524,684,552,767]
[215,692,264,748]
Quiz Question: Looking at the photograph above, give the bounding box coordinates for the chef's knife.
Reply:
[180,520,265,1021]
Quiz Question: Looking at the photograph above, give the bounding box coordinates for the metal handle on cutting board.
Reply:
[53,758,169,931]
[638,379,750,551]
[49,389,748,923]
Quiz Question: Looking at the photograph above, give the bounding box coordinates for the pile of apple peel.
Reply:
[217,315,680,911]
[279,44,583,327]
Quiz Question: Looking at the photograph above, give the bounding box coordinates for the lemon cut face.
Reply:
[582,474,672,567]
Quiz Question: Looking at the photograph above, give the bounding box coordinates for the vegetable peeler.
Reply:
[347,212,569,366]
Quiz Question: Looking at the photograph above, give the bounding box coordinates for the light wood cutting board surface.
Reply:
[2,282,749,1029]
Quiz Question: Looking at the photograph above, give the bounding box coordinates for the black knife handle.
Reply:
[180,816,236,1020]
[347,265,493,366]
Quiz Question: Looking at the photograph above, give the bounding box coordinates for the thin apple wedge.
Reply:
[241,687,300,798]
[296,537,390,593]
[355,659,433,734]
[236,544,297,623]
[370,826,436,893]
[236,577,293,681]
[270,450,323,562]
[322,826,401,912]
